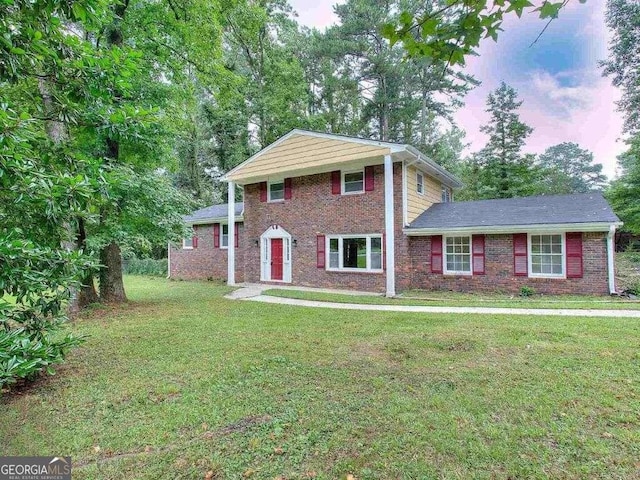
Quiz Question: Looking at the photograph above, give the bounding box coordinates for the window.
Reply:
[416,172,424,195]
[182,237,193,249]
[530,234,564,277]
[444,236,471,274]
[326,235,383,272]
[221,224,229,248]
[268,181,284,202]
[342,170,364,194]
[441,186,452,203]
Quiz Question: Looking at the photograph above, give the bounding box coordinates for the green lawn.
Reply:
[2,276,639,479]
[262,288,640,310]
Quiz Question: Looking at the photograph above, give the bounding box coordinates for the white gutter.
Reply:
[404,222,623,236]
[187,216,244,226]
[607,224,617,294]
[384,154,396,297]
[167,241,171,279]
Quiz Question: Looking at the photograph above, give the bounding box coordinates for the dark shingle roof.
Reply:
[408,193,619,230]
[184,202,243,223]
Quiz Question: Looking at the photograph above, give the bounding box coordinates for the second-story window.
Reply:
[342,170,364,194]
[417,172,424,195]
[268,181,285,202]
[441,186,452,203]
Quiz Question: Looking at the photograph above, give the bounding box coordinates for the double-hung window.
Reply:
[529,234,564,277]
[327,235,383,272]
[342,170,364,194]
[220,224,229,248]
[182,237,193,249]
[444,236,471,275]
[268,181,284,202]
[441,186,452,203]
[416,172,424,195]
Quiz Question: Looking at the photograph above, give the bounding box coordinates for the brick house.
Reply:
[169,130,621,296]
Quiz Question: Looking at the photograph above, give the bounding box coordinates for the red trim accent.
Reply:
[192,225,198,248]
[513,233,528,276]
[431,235,443,274]
[316,235,326,268]
[566,232,583,278]
[364,166,374,191]
[259,182,267,202]
[284,178,292,200]
[472,234,485,275]
[331,171,341,195]
[234,223,239,248]
[213,223,220,248]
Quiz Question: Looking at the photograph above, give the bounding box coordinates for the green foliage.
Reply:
[123,257,168,277]
[382,0,574,64]
[536,142,607,194]
[461,82,538,199]
[519,285,535,297]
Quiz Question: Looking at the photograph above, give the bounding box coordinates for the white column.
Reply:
[227,181,236,286]
[607,225,616,294]
[384,154,396,297]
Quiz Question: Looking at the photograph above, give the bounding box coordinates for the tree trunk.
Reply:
[76,218,99,307]
[99,241,127,303]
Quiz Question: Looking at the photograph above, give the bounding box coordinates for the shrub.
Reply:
[123,257,167,276]
[0,237,88,392]
[520,286,535,297]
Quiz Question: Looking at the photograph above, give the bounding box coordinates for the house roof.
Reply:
[406,193,621,234]
[221,129,462,189]
[184,202,243,224]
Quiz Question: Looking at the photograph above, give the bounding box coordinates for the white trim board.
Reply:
[404,222,622,236]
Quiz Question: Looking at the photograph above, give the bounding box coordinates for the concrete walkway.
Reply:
[226,284,640,318]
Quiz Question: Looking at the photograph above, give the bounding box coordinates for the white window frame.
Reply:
[528,233,566,279]
[325,234,383,273]
[416,172,425,195]
[268,180,285,202]
[441,186,452,203]
[220,223,229,249]
[182,237,193,250]
[443,235,472,276]
[341,169,365,195]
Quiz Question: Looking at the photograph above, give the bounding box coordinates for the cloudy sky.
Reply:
[289,0,623,178]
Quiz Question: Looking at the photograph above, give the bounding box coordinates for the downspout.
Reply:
[167,241,171,279]
[607,225,616,294]
[384,154,396,297]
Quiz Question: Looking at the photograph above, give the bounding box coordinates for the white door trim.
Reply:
[260,225,292,283]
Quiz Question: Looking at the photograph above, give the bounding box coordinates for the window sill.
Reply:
[326,268,384,274]
[341,190,365,196]
[267,199,285,204]
[443,271,472,276]
[182,247,193,250]
[529,274,566,280]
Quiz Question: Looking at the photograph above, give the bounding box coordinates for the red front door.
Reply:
[271,238,283,280]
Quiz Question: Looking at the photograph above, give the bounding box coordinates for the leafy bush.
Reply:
[0,237,88,392]
[123,257,167,276]
[520,286,535,297]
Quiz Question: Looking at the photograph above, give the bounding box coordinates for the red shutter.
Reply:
[364,166,374,191]
[234,223,239,248]
[472,234,485,275]
[316,235,326,268]
[513,233,528,276]
[431,235,443,274]
[284,178,292,200]
[566,232,583,278]
[192,225,198,248]
[213,223,220,248]
[331,171,341,195]
[259,182,267,202]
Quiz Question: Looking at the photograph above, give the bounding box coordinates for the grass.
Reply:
[262,288,640,310]
[1,276,639,479]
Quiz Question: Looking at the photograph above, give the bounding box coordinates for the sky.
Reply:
[288,0,624,179]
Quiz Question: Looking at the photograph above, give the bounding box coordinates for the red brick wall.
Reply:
[169,223,244,281]
[406,232,609,295]
[242,166,389,292]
